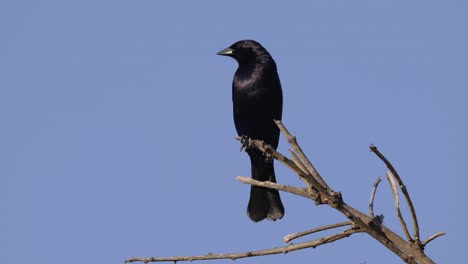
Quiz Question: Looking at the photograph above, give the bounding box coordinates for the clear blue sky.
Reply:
[2,1,466,263]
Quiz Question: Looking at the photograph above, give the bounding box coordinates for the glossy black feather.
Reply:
[218,40,284,222]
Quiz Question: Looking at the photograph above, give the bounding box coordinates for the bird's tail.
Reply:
[247,159,284,222]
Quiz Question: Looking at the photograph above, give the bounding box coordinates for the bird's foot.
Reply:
[263,151,273,163]
[239,135,252,152]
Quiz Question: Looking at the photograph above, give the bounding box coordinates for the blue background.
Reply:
[2,1,465,263]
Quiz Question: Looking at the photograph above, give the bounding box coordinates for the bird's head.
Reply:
[217,40,271,65]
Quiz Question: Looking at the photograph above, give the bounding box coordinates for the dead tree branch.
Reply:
[283,221,353,243]
[370,145,421,245]
[126,121,443,264]
[275,121,332,192]
[236,176,311,199]
[125,227,360,263]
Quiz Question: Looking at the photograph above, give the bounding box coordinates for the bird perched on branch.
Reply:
[217,40,284,222]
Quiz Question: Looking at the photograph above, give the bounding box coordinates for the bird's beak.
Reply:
[217,47,234,56]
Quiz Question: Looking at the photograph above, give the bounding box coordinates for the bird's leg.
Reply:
[263,150,273,163]
[240,135,274,162]
[239,135,252,152]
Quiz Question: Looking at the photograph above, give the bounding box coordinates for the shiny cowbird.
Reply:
[217,40,284,222]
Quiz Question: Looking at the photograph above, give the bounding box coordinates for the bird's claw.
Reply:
[263,151,273,163]
[239,135,251,152]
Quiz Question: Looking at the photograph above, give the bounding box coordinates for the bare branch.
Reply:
[125,228,360,263]
[235,136,326,202]
[370,145,421,244]
[336,204,423,264]
[126,123,442,264]
[283,221,353,243]
[236,176,312,199]
[289,149,308,175]
[238,131,437,263]
[289,149,318,197]
[422,232,446,247]
[386,171,412,242]
[274,120,332,192]
[369,177,382,217]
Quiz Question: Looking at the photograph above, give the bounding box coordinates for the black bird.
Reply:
[217,40,284,222]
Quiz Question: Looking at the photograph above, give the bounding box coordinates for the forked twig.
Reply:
[370,145,421,245]
[274,120,332,192]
